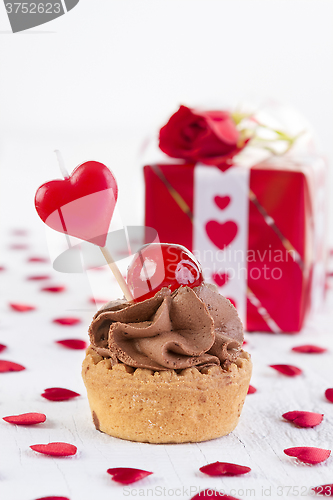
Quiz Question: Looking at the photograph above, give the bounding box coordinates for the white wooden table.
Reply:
[1,134,333,500]
[1,222,333,500]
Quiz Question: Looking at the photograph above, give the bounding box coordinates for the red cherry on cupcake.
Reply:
[127,243,204,302]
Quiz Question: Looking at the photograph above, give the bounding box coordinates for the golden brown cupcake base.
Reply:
[82,347,252,444]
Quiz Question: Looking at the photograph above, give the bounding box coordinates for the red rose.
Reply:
[159,105,244,170]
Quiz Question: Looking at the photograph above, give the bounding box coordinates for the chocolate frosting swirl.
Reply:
[89,283,243,371]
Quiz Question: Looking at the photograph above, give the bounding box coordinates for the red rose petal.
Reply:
[247,385,257,394]
[282,411,323,428]
[270,364,302,376]
[41,286,66,293]
[0,266,6,271]
[191,491,240,500]
[56,339,87,350]
[199,461,251,476]
[3,412,46,425]
[292,344,327,354]
[0,360,25,372]
[10,244,29,250]
[89,297,107,304]
[312,484,333,496]
[0,343,7,353]
[41,388,80,401]
[284,446,331,464]
[30,442,77,457]
[325,388,333,403]
[27,275,51,281]
[28,256,49,263]
[107,467,153,485]
[10,303,36,312]
[53,317,81,326]
[35,497,70,500]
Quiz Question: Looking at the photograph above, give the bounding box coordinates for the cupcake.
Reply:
[82,244,252,443]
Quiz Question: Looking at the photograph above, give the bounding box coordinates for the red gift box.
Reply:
[144,155,327,332]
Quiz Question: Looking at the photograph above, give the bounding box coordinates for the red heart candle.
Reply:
[35,158,133,301]
[35,161,118,247]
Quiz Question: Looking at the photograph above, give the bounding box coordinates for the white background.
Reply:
[0,0,332,236]
[1,3,333,500]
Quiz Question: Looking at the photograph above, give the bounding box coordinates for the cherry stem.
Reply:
[100,246,133,301]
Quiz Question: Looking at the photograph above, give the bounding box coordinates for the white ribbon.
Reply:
[193,164,250,325]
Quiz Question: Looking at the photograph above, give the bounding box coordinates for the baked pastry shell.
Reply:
[82,347,252,444]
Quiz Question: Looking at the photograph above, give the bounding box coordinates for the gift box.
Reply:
[144,105,328,332]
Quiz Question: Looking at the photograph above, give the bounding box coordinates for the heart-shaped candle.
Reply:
[35,158,133,301]
[35,161,118,247]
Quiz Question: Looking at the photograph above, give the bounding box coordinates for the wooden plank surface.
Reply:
[1,226,333,500]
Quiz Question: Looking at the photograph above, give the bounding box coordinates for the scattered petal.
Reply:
[107,468,153,485]
[41,388,80,401]
[292,345,327,354]
[10,244,29,250]
[89,297,107,304]
[0,266,6,271]
[27,275,51,281]
[3,412,46,425]
[0,360,25,372]
[312,484,333,496]
[28,256,49,263]
[0,344,7,353]
[282,411,323,428]
[284,446,331,464]
[247,385,257,394]
[10,303,36,312]
[41,286,66,293]
[30,442,77,457]
[270,364,302,377]
[325,388,333,403]
[191,491,240,500]
[11,229,28,235]
[199,461,251,476]
[35,497,70,500]
[53,317,81,326]
[242,340,247,345]
[56,339,87,350]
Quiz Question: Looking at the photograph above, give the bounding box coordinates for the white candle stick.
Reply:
[54,149,69,178]
[100,246,133,301]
